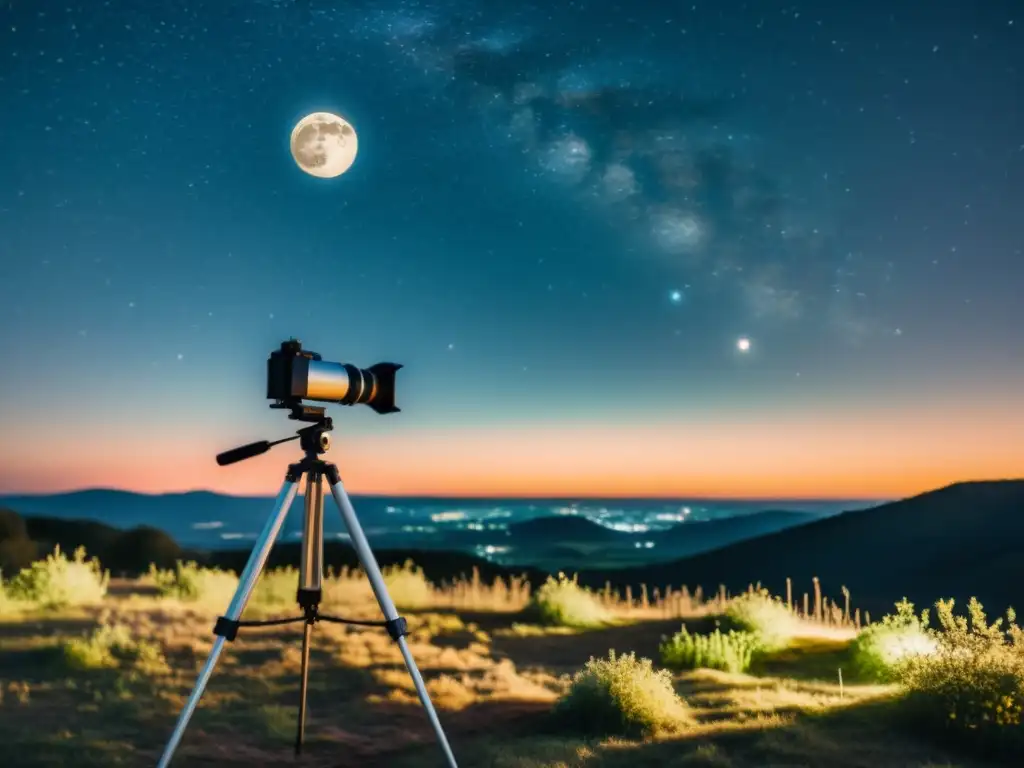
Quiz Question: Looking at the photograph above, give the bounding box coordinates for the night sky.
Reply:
[1,1,1021,498]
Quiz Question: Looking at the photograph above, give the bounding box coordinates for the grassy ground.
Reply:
[0,572,1002,768]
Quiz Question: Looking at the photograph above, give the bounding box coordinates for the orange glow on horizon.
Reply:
[2,400,1020,499]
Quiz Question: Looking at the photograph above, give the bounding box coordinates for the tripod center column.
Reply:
[298,471,325,601]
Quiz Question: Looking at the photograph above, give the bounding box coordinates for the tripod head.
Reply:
[215,415,334,467]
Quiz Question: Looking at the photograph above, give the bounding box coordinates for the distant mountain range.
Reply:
[576,479,1024,616]
[494,510,828,569]
[0,489,286,531]
[0,488,844,570]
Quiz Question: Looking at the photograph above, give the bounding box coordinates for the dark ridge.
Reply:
[576,479,1024,616]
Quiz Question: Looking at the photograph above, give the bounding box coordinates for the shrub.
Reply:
[896,598,1024,755]
[6,546,109,610]
[382,560,434,609]
[553,650,690,737]
[62,619,168,675]
[0,578,20,616]
[660,624,761,674]
[528,573,610,629]
[250,566,302,611]
[851,598,938,682]
[148,561,239,612]
[722,589,799,651]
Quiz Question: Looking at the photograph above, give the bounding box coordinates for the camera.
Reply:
[266,339,402,415]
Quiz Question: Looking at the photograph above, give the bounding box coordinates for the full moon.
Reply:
[289,112,358,178]
[737,337,752,352]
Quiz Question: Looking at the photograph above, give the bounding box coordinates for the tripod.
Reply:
[156,413,459,768]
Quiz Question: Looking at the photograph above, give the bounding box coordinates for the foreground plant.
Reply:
[722,589,799,651]
[147,560,239,611]
[660,624,761,674]
[850,598,937,682]
[62,618,169,675]
[554,650,690,737]
[528,573,610,629]
[6,546,109,610]
[383,560,434,609]
[896,597,1024,754]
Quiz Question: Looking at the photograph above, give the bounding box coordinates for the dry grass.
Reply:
[0,568,1001,767]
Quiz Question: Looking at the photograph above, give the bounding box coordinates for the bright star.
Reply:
[736,337,751,352]
[669,290,683,304]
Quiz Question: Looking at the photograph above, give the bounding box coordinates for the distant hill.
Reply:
[0,506,548,587]
[0,508,187,575]
[0,488,838,569]
[497,510,828,567]
[0,489,275,533]
[423,508,832,571]
[578,480,1024,616]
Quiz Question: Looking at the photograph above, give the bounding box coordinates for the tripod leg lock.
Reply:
[213,616,241,642]
[385,617,409,641]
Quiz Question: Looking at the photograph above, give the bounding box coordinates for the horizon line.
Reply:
[0,483,903,503]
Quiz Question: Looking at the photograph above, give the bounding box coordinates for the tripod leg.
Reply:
[157,477,301,768]
[325,466,459,768]
[295,471,325,755]
[296,620,313,755]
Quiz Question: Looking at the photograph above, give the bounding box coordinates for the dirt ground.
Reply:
[0,580,1004,768]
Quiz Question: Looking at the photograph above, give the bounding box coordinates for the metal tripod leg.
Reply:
[295,470,325,755]
[325,466,459,768]
[156,479,300,768]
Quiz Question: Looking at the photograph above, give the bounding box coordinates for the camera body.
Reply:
[267,339,402,415]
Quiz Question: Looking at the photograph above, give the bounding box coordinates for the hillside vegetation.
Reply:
[0,543,1021,767]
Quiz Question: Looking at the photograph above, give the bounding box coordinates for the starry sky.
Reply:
[0,0,1021,498]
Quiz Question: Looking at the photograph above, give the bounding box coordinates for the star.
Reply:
[736,337,751,352]
[669,289,683,304]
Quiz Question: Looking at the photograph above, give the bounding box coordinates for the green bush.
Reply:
[722,589,799,651]
[62,619,168,675]
[660,624,761,674]
[554,650,690,736]
[250,566,302,611]
[0,578,20,616]
[148,561,239,612]
[6,546,109,610]
[895,598,1024,755]
[851,598,938,682]
[528,573,610,629]
[383,560,433,610]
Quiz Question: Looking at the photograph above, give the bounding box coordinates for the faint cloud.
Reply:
[601,162,638,201]
[538,134,591,183]
[649,208,705,255]
[827,300,881,346]
[512,82,546,105]
[508,107,538,146]
[741,275,803,320]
